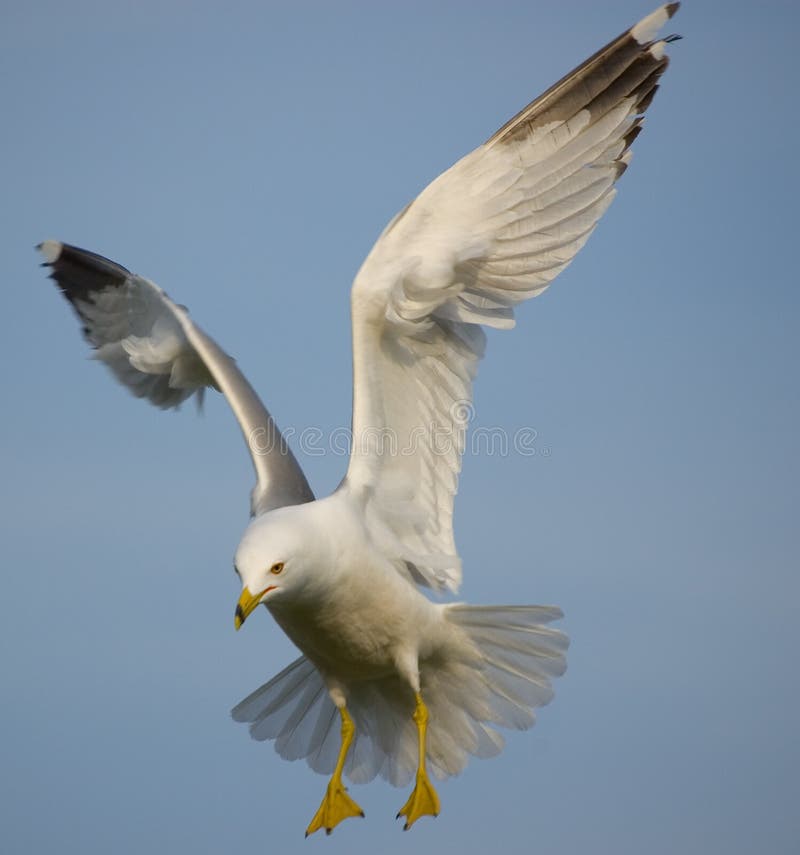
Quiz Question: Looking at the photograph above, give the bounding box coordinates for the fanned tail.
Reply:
[442,603,568,727]
[231,656,342,774]
[409,604,568,783]
[231,604,567,788]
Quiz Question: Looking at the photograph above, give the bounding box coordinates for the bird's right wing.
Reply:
[40,241,314,516]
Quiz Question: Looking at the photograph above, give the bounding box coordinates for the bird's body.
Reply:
[244,497,440,685]
[41,3,680,835]
[232,489,567,793]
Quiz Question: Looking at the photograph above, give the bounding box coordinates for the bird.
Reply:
[40,3,679,836]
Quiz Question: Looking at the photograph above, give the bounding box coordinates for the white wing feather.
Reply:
[342,4,678,592]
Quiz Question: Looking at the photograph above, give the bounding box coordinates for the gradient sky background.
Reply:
[2,2,798,853]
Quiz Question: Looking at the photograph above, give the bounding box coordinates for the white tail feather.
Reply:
[231,604,567,787]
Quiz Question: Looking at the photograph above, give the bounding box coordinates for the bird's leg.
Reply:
[396,692,441,830]
[305,705,364,837]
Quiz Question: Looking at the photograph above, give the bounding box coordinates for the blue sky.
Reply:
[2,2,798,853]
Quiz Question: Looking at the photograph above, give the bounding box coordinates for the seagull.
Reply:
[40,4,679,836]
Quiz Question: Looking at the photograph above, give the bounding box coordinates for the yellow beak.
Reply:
[234,585,274,630]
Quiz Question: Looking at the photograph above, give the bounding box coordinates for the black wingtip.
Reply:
[39,242,132,299]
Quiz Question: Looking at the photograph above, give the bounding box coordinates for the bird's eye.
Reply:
[269,562,285,575]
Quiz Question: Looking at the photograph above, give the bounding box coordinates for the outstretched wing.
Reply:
[40,241,314,516]
[341,4,679,592]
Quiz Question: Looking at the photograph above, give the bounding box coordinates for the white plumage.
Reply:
[229,496,567,787]
[233,603,567,786]
[41,3,679,832]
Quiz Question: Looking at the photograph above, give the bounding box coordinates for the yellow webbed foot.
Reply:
[396,769,441,831]
[305,778,365,837]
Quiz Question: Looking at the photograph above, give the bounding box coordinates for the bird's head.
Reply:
[232,505,324,629]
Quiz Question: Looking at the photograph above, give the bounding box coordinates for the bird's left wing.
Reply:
[341,4,679,592]
[40,241,314,515]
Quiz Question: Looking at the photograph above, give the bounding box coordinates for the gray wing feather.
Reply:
[40,240,313,515]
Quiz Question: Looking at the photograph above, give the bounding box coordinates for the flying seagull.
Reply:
[40,3,679,836]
